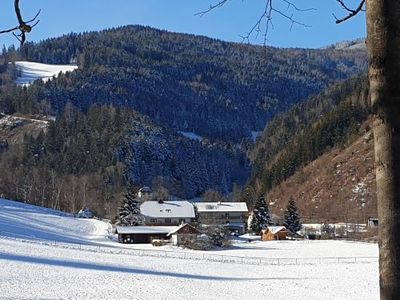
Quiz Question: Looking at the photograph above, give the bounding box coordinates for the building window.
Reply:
[150,219,156,223]
[179,218,185,224]
[165,219,171,224]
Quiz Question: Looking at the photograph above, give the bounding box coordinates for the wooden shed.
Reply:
[167,223,200,246]
[262,226,288,241]
[116,226,178,244]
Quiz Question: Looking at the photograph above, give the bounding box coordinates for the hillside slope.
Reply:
[267,122,376,223]
[243,76,376,221]
[14,25,367,142]
[0,113,50,145]
[0,198,110,245]
[0,26,368,208]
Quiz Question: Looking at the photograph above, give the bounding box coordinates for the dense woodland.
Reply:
[0,26,370,217]
[7,25,367,142]
[246,77,371,203]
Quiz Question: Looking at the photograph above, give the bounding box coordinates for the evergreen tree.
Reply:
[118,185,143,226]
[283,198,302,235]
[249,196,271,235]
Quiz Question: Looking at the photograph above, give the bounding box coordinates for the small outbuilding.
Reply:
[167,223,200,246]
[262,226,288,241]
[116,225,178,244]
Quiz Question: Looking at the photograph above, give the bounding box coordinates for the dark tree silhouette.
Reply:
[283,198,301,235]
[0,0,41,45]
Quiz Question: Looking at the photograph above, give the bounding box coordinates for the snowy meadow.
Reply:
[0,199,379,300]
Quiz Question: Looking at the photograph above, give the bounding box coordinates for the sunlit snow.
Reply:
[14,61,78,86]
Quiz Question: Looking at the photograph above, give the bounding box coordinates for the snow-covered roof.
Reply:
[166,223,199,236]
[140,201,195,218]
[116,226,179,234]
[264,226,287,235]
[195,202,248,213]
[138,186,152,193]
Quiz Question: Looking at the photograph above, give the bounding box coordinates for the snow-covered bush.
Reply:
[77,207,94,218]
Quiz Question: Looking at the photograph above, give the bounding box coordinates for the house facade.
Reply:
[194,202,248,234]
[167,223,200,246]
[140,200,196,226]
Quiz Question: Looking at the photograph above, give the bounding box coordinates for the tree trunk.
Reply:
[366,1,400,298]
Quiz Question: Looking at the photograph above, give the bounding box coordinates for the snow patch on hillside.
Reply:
[251,131,262,142]
[324,38,366,50]
[179,131,202,142]
[14,61,78,86]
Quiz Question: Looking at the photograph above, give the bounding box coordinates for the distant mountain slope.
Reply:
[266,123,376,223]
[325,38,366,51]
[243,76,372,219]
[17,25,367,142]
[0,26,369,212]
[0,106,248,214]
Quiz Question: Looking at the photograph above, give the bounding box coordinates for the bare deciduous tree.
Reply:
[0,0,41,45]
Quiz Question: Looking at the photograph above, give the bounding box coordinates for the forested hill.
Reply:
[0,26,369,212]
[243,76,371,214]
[14,25,367,142]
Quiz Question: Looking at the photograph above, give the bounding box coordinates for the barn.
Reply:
[167,223,200,246]
[116,225,179,244]
[262,226,288,241]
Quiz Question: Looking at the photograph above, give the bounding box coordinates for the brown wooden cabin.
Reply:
[262,226,288,241]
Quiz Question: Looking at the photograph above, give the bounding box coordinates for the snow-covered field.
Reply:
[0,199,379,299]
[14,61,78,86]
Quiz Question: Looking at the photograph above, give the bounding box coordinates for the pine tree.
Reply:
[118,185,143,226]
[284,198,301,236]
[249,196,271,235]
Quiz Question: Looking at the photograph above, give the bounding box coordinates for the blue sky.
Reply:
[0,0,366,48]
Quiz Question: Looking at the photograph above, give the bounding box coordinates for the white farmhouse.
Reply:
[140,200,196,226]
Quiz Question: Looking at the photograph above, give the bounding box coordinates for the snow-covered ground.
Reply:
[14,61,78,86]
[0,199,379,299]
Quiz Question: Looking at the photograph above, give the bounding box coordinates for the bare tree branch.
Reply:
[195,0,230,17]
[0,0,41,45]
[333,0,365,24]
[198,0,314,45]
